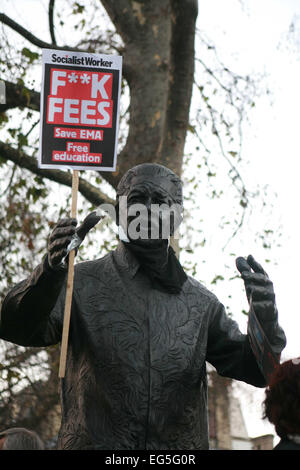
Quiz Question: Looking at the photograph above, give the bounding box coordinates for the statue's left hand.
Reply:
[236,255,277,322]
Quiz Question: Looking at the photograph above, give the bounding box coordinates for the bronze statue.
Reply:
[0,163,286,450]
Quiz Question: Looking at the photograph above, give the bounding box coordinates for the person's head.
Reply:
[263,358,300,439]
[116,163,183,242]
[0,427,45,450]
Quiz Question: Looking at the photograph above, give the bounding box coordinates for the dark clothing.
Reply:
[0,242,286,450]
[124,239,187,294]
[274,438,300,450]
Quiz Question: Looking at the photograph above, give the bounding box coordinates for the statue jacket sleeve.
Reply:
[0,256,66,346]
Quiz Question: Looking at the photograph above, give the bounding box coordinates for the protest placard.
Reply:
[39,48,122,171]
[38,49,122,377]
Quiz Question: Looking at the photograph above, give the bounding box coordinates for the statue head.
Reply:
[116,163,183,241]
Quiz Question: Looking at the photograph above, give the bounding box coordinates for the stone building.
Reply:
[208,369,274,450]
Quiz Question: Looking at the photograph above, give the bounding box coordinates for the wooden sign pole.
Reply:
[59,170,79,378]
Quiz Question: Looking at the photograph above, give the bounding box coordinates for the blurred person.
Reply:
[263,358,300,450]
[0,427,45,450]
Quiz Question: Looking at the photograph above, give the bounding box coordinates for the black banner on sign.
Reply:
[38,49,122,172]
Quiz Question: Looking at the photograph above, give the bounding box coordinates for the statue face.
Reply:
[118,176,182,242]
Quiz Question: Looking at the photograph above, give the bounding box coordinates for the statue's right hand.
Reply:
[47,218,77,269]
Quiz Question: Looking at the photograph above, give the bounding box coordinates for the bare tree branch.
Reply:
[48,0,57,46]
[0,80,40,112]
[0,13,80,51]
[0,141,115,207]
[0,13,54,48]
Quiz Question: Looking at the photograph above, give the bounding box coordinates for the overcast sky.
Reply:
[198,0,300,439]
[195,0,300,360]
